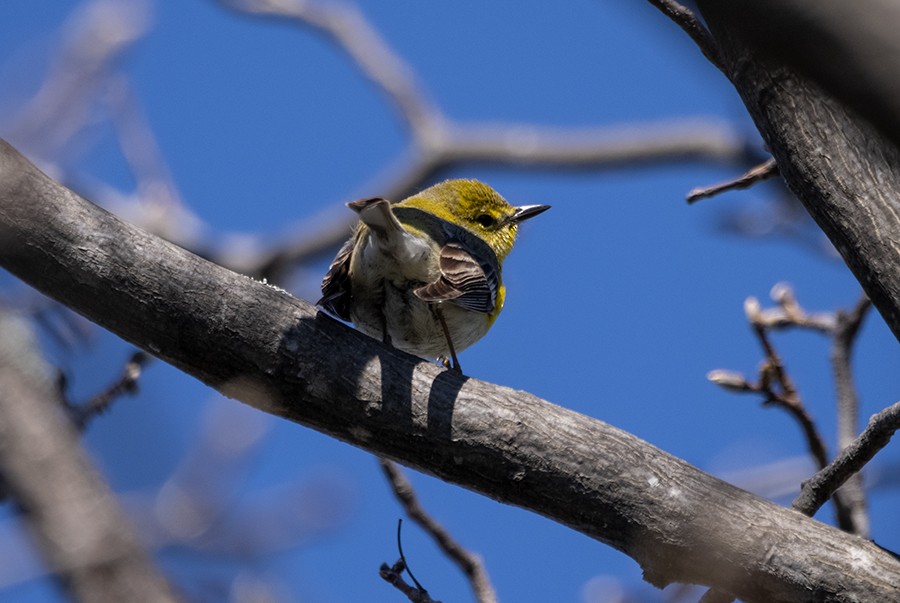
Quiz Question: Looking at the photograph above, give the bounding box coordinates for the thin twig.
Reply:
[396,519,427,593]
[751,321,829,468]
[645,0,726,74]
[379,459,498,603]
[755,282,836,333]
[723,294,856,531]
[68,351,152,429]
[793,401,900,516]
[739,287,872,535]
[687,157,779,203]
[379,559,441,603]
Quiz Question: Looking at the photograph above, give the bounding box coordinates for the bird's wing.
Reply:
[317,235,356,320]
[414,241,498,314]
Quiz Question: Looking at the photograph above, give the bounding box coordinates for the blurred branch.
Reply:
[102,75,206,245]
[217,0,436,134]
[379,459,497,603]
[0,399,350,592]
[67,350,152,429]
[2,139,897,602]
[0,311,178,603]
[213,0,758,282]
[830,294,872,535]
[693,0,900,152]
[832,296,872,447]
[6,0,152,160]
[141,402,349,557]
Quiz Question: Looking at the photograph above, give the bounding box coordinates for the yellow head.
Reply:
[398,179,550,261]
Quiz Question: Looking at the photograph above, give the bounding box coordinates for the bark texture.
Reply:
[695,1,900,343]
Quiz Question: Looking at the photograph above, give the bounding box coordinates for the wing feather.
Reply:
[414,241,498,314]
[317,235,356,320]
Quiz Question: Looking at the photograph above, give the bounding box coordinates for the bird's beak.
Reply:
[509,204,551,224]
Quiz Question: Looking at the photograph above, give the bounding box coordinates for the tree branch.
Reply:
[686,157,778,203]
[68,350,152,429]
[379,459,497,603]
[645,0,724,74]
[793,401,900,518]
[0,312,178,603]
[691,0,900,344]
[830,295,872,535]
[1,140,898,601]
[380,559,441,603]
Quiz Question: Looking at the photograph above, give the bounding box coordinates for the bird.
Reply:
[318,179,549,372]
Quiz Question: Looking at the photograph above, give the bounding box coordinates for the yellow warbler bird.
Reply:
[318,179,549,371]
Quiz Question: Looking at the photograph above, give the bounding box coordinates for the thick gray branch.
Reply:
[0,139,897,602]
[694,1,900,343]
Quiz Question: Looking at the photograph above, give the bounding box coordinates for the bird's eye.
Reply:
[474,214,496,228]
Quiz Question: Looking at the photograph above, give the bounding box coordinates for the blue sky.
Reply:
[1,1,897,602]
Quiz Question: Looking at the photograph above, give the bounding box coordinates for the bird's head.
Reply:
[400,179,550,261]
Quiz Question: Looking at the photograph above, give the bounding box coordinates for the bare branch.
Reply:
[380,559,441,603]
[645,0,725,74]
[216,0,437,134]
[732,287,875,535]
[745,297,830,470]
[7,0,152,159]
[832,295,872,452]
[793,401,900,517]
[379,459,497,603]
[69,350,152,429]
[686,2,900,344]
[687,157,778,203]
[716,292,859,532]
[830,294,872,536]
[0,312,178,603]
